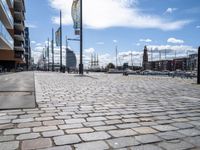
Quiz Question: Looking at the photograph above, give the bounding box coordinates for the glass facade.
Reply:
[0,20,14,49]
[0,0,13,27]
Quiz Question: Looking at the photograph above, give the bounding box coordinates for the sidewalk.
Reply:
[0,72,36,109]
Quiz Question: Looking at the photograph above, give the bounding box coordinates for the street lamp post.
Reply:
[79,0,83,74]
[197,47,200,84]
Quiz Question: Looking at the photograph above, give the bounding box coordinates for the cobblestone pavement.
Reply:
[0,72,200,150]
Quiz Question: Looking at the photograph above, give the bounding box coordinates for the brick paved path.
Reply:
[0,72,200,150]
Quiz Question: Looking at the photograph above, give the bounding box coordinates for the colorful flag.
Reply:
[55,27,61,46]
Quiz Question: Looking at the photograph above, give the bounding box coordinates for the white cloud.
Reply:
[84,48,95,54]
[136,43,141,46]
[196,25,200,29]
[165,8,177,14]
[139,39,152,43]
[147,45,196,52]
[36,43,42,46]
[31,41,36,44]
[49,0,190,31]
[113,40,118,43]
[26,23,37,28]
[96,42,104,45]
[167,37,184,44]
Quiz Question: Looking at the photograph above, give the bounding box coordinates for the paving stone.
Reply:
[0,120,11,124]
[0,141,19,150]
[0,124,14,129]
[130,144,163,150]
[83,121,105,127]
[43,120,64,126]
[33,126,57,132]
[107,137,140,148]
[184,136,200,147]
[117,123,140,129]
[178,128,200,136]
[106,116,122,120]
[122,118,140,123]
[53,135,81,145]
[0,135,15,142]
[171,122,194,129]
[18,122,42,128]
[80,131,111,141]
[158,140,194,150]
[94,125,117,131]
[58,123,83,129]
[22,138,52,150]
[16,133,40,140]
[65,128,94,134]
[39,145,72,150]
[19,114,39,119]
[152,125,178,131]
[4,128,31,135]
[135,134,162,144]
[132,127,158,134]
[105,119,122,125]
[35,117,54,121]
[157,131,186,140]
[42,130,64,137]
[86,117,107,122]
[12,118,34,123]
[108,129,137,137]
[65,118,86,124]
[75,141,109,150]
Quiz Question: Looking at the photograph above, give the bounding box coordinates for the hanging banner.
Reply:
[55,27,61,46]
[71,0,80,35]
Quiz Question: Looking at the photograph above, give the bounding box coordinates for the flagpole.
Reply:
[79,0,83,74]
[60,10,63,72]
[52,28,54,71]
[66,36,68,70]
[47,38,50,71]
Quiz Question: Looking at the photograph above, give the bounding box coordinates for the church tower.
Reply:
[142,46,149,70]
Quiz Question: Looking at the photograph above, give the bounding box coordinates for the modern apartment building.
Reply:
[0,0,26,71]
[24,27,31,70]
[0,0,14,71]
[14,0,26,68]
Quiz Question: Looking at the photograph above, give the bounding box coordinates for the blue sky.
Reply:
[26,0,200,67]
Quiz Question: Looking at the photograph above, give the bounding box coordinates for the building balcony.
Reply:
[14,43,25,52]
[14,32,24,41]
[0,20,13,50]
[0,0,13,29]
[14,10,25,21]
[14,0,25,12]
[14,20,24,31]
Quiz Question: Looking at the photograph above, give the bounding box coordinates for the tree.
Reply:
[106,63,115,71]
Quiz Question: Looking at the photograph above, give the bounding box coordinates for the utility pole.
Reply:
[52,28,54,71]
[79,0,83,74]
[198,47,200,84]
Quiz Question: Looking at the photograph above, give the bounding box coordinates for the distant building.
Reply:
[149,60,173,71]
[187,54,198,71]
[66,48,77,69]
[142,46,150,70]
[24,27,31,70]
